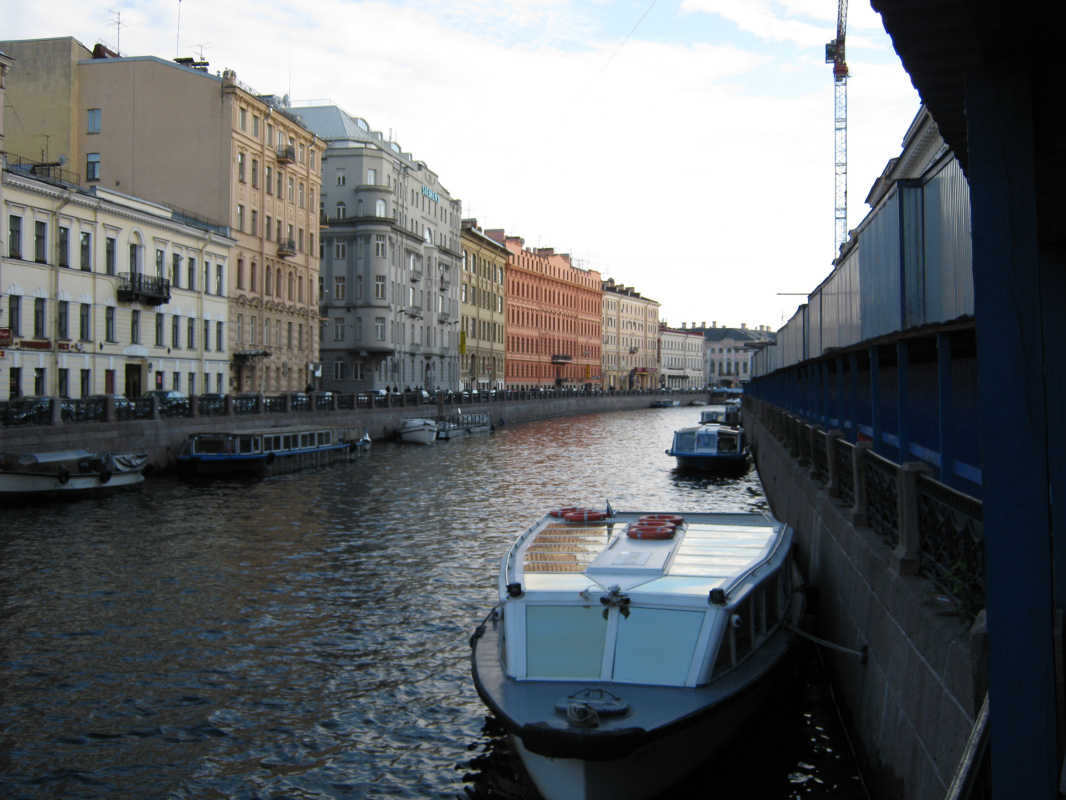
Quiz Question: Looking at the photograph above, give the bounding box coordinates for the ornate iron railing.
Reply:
[916,473,985,617]
[864,450,901,549]
[836,438,855,507]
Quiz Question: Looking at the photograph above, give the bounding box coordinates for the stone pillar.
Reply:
[893,461,932,576]
[849,442,873,526]
[825,429,844,497]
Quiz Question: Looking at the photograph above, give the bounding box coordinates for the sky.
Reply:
[4,0,921,332]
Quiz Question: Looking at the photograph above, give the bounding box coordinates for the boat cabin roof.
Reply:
[3,450,95,466]
[507,512,782,598]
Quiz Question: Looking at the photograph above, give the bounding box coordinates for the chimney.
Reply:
[741,322,747,329]
[681,322,687,329]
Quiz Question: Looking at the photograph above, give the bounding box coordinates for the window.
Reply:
[58,302,69,340]
[287,176,294,202]
[238,152,246,182]
[58,369,69,398]
[172,316,181,349]
[8,367,21,398]
[526,606,608,679]
[375,235,386,258]
[288,272,295,300]
[131,310,140,344]
[336,201,346,219]
[375,199,386,217]
[79,303,91,341]
[155,249,164,278]
[105,237,116,275]
[188,257,197,292]
[253,115,260,137]
[265,267,273,296]
[57,227,70,267]
[251,158,258,188]
[367,168,376,185]
[375,316,385,340]
[155,312,165,346]
[34,298,46,338]
[8,216,21,259]
[80,232,92,271]
[251,209,258,237]
[86,153,100,181]
[34,368,45,396]
[87,108,101,133]
[334,276,346,301]
[34,221,47,263]
[336,170,346,186]
[298,181,305,208]
[334,240,346,260]
[265,166,273,195]
[236,204,245,232]
[239,107,247,130]
[187,317,196,349]
[171,253,182,288]
[333,357,346,380]
[203,319,210,351]
[216,321,224,351]
[333,316,344,341]
[236,258,244,290]
[105,307,116,342]
[375,275,386,299]
[216,264,223,295]
[287,321,293,349]
[251,262,258,292]
[265,215,273,241]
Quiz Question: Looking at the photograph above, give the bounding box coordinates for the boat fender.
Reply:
[98,468,112,484]
[58,466,70,485]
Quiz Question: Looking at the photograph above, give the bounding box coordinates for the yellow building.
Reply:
[2,165,234,399]
[601,279,660,390]
[0,36,322,392]
[460,219,508,392]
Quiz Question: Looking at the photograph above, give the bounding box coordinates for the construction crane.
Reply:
[825,0,849,253]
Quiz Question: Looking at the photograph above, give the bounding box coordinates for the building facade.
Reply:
[488,231,602,391]
[691,322,776,388]
[658,322,707,390]
[460,219,507,392]
[2,166,233,399]
[601,279,660,390]
[0,37,322,393]
[293,103,463,393]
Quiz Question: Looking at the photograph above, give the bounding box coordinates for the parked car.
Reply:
[1,396,63,426]
[139,389,190,417]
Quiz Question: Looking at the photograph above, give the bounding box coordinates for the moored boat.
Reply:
[396,417,438,445]
[436,412,492,440]
[0,449,149,498]
[176,426,369,476]
[470,506,803,800]
[649,399,681,408]
[666,421,749,473]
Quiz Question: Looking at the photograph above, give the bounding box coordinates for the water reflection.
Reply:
[0,407,860,799]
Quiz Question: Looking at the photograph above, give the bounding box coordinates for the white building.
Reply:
[659,322,707,389]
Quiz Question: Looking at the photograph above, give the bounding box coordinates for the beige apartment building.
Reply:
[460,220,508,392]
[0,37,322,393]
[602,278,660,390]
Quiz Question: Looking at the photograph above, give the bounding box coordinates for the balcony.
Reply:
[438,312,454,325]
[405,305,423,318]
[277,144,296,163]
[410,267,423,282]
[551,354,573,364]
[278,238,297,257]
[117,272,171,306]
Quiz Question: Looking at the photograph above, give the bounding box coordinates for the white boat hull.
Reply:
[397,419,437,445]
[0,470,144,495]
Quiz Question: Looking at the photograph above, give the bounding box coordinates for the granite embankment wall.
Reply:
[748,411,985,800]
[0,392,700,473]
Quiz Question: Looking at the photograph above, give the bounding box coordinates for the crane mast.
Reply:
[826,0,849,252]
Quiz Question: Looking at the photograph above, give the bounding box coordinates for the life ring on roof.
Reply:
[626,524,676,540]
[550,507,582,518]
[639,514,684,526]
[562,508,610,523]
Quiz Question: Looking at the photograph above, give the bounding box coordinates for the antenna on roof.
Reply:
[107,9,132,55]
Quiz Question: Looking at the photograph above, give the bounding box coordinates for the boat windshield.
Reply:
[613,607,705,685]
[526,606,606,679]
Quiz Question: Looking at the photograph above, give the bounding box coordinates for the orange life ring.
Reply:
[562,508,610,523]
[626,524,676,540]
[550,507,582,518]
[639,514,684,526]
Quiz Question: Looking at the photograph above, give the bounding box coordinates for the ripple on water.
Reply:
[0,408,860,799]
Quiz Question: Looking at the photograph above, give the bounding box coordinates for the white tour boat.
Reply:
[471,505,803,800]
[0,449,149,498]
[176,426,369,476]
[665,422,749,474]
[396,417,438,445]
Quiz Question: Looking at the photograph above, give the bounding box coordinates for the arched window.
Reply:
[375,199,386,217]
[276,269,283,297]
[288,272,295,300]
[265,267,272,295]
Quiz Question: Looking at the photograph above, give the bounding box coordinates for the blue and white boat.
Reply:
[666,421,749,473]
[471,506,803,800]
[176,426,369,476]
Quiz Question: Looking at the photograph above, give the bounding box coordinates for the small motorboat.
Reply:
[176,426,369,476]
[396,417,438,445]
[666,421,749,473]
[0,449,149,498]
[471,505,803,800]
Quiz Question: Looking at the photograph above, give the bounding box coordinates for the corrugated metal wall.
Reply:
[859,193,903,341]
[923,158,973,322]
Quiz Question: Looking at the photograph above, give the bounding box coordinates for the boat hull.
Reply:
[396,419,437,444]
[670,452,750,473]
[0,469,143,496]
[178,442,364,477]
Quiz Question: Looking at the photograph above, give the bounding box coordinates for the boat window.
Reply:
[526,606,607,679]
[239,435,255,454]
[733,597,753,662]
[283,435,292,450]
[719,432,738,453]
[301,434,311,448]
[196,437,225,454]
[612,608,705,686]
[696,432,716,449]
[675,432,696,451]
[711,625,734,678]
[318,432,328,445]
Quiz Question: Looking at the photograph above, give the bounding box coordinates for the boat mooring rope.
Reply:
[784,623,868,663]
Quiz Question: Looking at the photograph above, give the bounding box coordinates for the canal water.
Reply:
[0,407,866,799]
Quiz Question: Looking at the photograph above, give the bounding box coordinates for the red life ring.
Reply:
[639,514,684,526]
[550,507,582,518]
[562,508,610,523]
[627,524,676,540]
